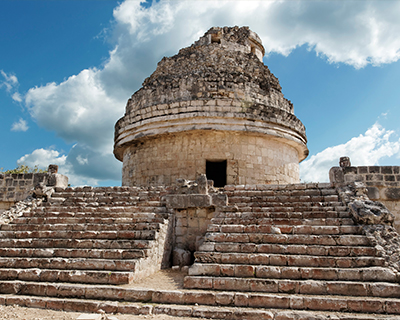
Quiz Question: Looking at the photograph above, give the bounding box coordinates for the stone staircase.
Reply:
[1,183,400,319]
[0,186,171,286]
[184,183,400,315]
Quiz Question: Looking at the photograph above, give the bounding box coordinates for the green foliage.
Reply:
[0,164,47,174]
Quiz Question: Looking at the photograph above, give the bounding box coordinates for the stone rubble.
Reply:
[337,182,400,272]
[0,196,42,225]
[32,182,54,201]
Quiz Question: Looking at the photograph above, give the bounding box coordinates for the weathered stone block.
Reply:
[369,166,381,173]
[367,186,380,200]
[384,188,400,200]
[215,292,234,305]
[211,193,228,206]
[184,276,213,289]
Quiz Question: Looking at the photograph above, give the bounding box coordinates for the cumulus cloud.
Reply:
[300,123,400,183]
[25,69,125,152]
[110,0,400,68]
[17,146,121,186]
[17,148,67,169]
[21,0,400,185]
[11,118,29,132]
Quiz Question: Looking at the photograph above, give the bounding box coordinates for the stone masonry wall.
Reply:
[0,170,68,213]
[330,165,400,231]
[122,130,300,186]
[0,173,47,212]
[174,207,215,253]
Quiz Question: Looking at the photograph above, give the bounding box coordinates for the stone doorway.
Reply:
[206,160,227,187]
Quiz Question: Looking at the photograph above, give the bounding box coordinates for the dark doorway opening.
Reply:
[206,160,227,188]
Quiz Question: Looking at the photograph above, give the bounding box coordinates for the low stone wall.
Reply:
[0,167,68,213]
[330,165,400,231]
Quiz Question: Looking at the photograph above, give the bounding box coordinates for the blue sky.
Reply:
[1,0,399,186]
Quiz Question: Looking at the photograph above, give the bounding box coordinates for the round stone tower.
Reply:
[114,26,308,187]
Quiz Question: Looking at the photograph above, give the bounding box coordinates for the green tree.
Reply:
[0,164,47,174]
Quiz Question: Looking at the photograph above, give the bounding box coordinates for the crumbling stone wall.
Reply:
[336,182,400,272]
[0,166,68,213]
[330,165,400,232]
[114,26,308,187]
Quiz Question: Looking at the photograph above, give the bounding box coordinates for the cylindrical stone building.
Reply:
[114,26,308,187]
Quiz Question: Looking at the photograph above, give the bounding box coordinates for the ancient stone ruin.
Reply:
[114,26,308,187]
[2,27,400,319]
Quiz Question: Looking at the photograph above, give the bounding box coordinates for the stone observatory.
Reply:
[114,26,308,187]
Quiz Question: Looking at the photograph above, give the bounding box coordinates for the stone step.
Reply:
[34,205,165,213]
[195,243,377,258]
[2,281,400,316]
[0,257,139,271]
[194,252,385,268]
[213,210,352,221]
[228,197,341,204]
[203,233,371,246]
[0,222,162,232]
[0,269,133,284]
[0,229,157,240]
[0,247,147,259]
[40,200,153,207]
[184,276,400,298]
[2,296,399,320]
[11,216,166,225]
[201,241,378,256]
[3,295,399,320]
[50,201,165,209]
[225,188,337,195]
[224,184,336,192]
[206,224,361,235]
[222,206,348,215]
[53,189,164,196]
[0,238,153,250]
[211,217,355,226]
[228,196,340,205]
[188,264,398,283]
[25,210,167,218]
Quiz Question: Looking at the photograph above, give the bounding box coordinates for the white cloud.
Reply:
[25,69,125,152]
[11,118,29,132]
[76,155,89,165]
[0,70,18,92]
[11,92,22,102]
[20,0,400,185]
[300,123,400,183]
[17,148,67,169]
[16,146,121,186]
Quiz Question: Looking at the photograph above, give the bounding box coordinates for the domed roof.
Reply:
[114,26,308,162]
